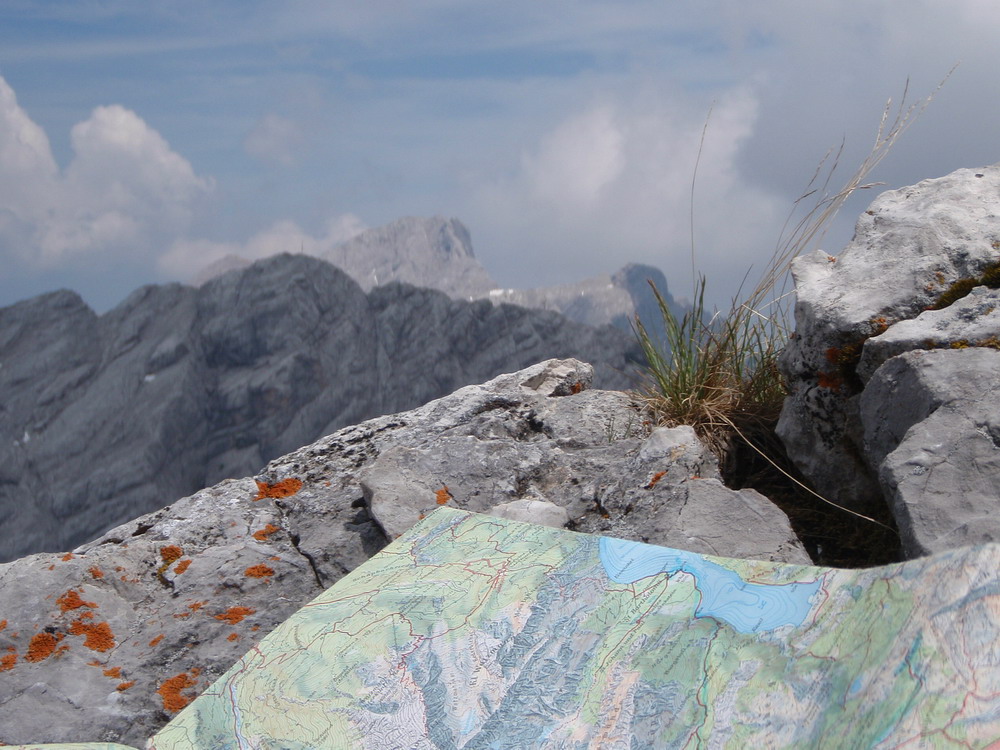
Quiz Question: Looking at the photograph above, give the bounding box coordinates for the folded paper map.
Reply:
[14,506,1000,748]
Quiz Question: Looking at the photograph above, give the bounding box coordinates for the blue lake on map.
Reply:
[598,537,822,633]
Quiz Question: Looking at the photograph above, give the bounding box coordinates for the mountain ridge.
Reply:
[0,253,640,561]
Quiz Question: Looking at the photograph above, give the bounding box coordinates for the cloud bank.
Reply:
[466,86,787,297]
[0,75,211,272]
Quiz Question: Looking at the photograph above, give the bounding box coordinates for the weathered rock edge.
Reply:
[778,163,1000,557]
[0,359,806,746]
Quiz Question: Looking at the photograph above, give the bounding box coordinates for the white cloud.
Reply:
[466,86,787,303]
[0,75,212,269]
[244,113,305,166]
[159,212,366,279]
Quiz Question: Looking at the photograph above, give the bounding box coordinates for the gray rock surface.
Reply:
[778,164,1000,515]
[0,254,640,561]
[857,286,1000,381]
[861,348,1000,557]
[0,359,807,746]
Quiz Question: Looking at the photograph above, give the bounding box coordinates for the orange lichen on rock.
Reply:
[68,619,115,652]
[0,619,6,632]
[187,600,207,613]
[227,633,239,642]
[117,680,136,691]
[160,546,183,565]
[435,486,453,505]
[0,651,16,671]
[25,631,63,662]
[252,523,280,541]
[88,566,104,579]
[244,564,274,578]
[157,670,199,713]
[817,372,843,390]
[214,606,256,625]
[645,471,668,490]
[570,381,584,394]
[103,666,122,678]
[173,559,192,574]
[61,553,74,561]
[56,589,97,612]
[148,634,164,647]
[254,478,303,500]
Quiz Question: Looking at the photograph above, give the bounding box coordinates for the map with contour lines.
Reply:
[135,506,1000,749]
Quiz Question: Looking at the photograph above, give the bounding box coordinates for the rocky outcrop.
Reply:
[0,255,640,561]
[778,164,1000,557]
[861,348,1000,556]
[0,359,807,746]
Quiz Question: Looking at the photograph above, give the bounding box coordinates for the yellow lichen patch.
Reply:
[214,606,256,625]
[252,523,280,541]
[56,589,97,613]
[254,478,303,501]
[68,619,116,652]
[25,631,63,662]
[157,670,199,713]
[435,486,453,505]
[244,564,274,579]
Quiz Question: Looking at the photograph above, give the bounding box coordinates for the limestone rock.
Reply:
[857,286,1000,381]
[779,164,1000,515]
[0,359,808,745]
[860,348,1000,557]
[489,499,570,528]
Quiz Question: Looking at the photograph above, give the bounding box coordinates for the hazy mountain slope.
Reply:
[191,216,688,331]
[0,253,640,561]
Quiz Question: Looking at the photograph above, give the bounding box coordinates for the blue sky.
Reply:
[0,1,997,312]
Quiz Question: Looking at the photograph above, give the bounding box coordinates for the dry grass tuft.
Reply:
[633,74,952,554]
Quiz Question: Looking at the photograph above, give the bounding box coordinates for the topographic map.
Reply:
[144,506,1000,749]
[17,506,1000,749]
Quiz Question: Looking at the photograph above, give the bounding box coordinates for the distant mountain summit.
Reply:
[192,215,688,331]
[323,216,497,298]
